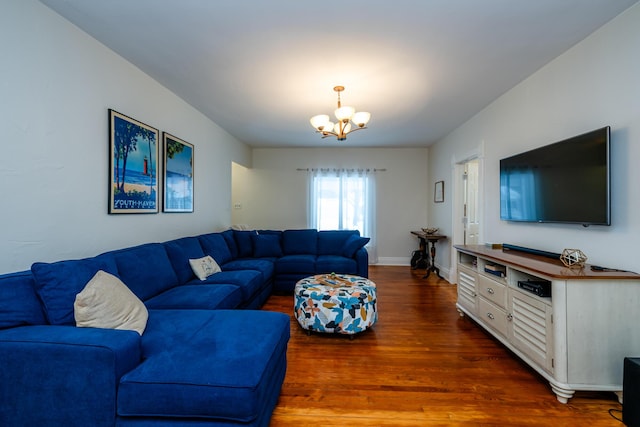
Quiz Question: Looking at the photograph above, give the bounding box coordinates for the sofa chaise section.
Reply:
[117,309,290,426]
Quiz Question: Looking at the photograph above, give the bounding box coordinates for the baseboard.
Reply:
[438,266,452,283]
[375,257,411,266]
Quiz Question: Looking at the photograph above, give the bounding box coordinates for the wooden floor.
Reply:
[262,265,623,426]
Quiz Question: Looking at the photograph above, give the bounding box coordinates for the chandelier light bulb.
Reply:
[335,106,355,121]
[310,114,330,131]
[352,111,371,127]
[325,121,335,133]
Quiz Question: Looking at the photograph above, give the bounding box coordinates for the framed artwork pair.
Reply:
[108,109,194,214]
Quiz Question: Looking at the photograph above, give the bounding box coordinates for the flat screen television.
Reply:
[500,126,610,226]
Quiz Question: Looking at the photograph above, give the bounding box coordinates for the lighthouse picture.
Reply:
[108,109,159,214]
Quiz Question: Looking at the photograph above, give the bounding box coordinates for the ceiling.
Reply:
[39,0,638,148]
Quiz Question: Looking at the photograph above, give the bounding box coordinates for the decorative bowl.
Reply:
[422,227,439,235]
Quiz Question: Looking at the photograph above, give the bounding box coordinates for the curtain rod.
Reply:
[296,168,386,172]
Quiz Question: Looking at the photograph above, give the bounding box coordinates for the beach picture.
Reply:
[109,110,159,214]
[163,132,194,212]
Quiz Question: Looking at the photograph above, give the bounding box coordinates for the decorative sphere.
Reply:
[560,248,587,268]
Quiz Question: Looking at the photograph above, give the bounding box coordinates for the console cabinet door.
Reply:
[509,289,554,374]
[457,266,478,315]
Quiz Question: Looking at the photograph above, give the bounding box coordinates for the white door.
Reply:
[463,159,480,245]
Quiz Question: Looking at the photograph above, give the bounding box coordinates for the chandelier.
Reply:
[309,86,370,141]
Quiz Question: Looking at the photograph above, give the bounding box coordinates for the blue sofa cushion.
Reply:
[222,259,275,282]
[317,230,359,255]
[112,243,179,301]
[191,270,263,301]
[0,271,46,329]
[30,255,118,325]
[199,233,233,264]
[282,229,317,255]
[234,230,257,258]
[252,233,283,258]
[341,235,370,257]
[275,254,316,274]
[163,236,205,285]
[316,255,358,275]
[143,285,242,310]
[118,309,290,423]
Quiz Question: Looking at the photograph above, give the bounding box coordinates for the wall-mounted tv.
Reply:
[500,126,610,226]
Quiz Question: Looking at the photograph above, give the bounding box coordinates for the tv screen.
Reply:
[500,126,610,226]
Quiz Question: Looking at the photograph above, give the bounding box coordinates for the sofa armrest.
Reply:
[0,325,141,427]
[355,247,369,278]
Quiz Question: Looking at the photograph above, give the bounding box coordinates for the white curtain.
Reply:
[307,168,378,264]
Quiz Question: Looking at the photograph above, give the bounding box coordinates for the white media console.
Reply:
[455,244,640,403]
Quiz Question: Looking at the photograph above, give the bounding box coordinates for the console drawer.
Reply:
[478,298,508,337]
[478,274,507,309]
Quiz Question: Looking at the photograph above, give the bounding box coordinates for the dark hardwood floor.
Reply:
[262,265,624,426]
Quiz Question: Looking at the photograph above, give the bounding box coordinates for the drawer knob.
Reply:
[507,313,513,321]
[486,312,495,320]
[487,287,495,294]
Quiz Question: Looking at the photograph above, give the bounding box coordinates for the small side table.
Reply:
[410,231,446,279]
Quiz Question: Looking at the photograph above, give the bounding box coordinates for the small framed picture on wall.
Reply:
[434,180,444,203]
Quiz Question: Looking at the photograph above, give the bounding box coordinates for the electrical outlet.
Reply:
[234,203,242,209]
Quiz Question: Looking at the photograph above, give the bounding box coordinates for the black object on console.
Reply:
[624,357,640,427]
[517,280,551,298]
[502,243,561,260]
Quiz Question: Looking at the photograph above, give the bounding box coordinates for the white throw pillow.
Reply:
[74,270,148,335]
[189,255,221,280]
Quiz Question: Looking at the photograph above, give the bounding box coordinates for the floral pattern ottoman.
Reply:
[294,274,377,335]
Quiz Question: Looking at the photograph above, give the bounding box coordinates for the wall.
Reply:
[428,3,640,276]
[232,148,429,264]
[0,0,251,274]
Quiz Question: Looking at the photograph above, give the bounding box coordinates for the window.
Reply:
[307,169,377,263]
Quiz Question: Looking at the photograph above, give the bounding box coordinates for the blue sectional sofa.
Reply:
[0,228,369,427]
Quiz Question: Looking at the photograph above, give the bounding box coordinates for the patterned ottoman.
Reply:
[294,274,377,336]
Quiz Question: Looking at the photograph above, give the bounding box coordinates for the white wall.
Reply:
[0,0,251,274]
[232,148,429,264]
[429,3,640,276]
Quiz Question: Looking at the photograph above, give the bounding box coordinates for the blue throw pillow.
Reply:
[282,229,317,255]
[163,237,206,285]
[251,234,283,258]
[199,233,233,264]
[221,229,238,259]
[234,230,257,258]
[341,235,370,257]
[31,255,118,325]
[0,271,47,329]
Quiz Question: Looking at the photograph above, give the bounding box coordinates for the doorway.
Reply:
[450,151,483,282]
[463,159,480,245]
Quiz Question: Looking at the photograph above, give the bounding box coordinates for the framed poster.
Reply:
[434,180,444,203]
[163,132,194,212]
[109,109,159,214]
